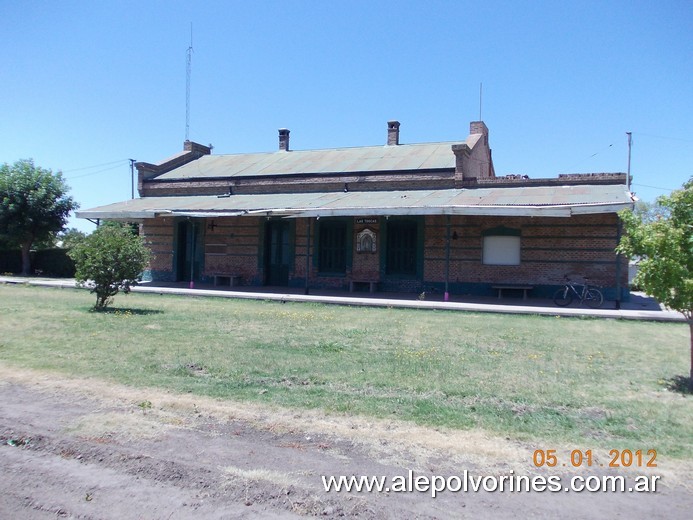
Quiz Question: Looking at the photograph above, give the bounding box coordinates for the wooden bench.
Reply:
[349,280,378,293]
[213,274,242,287]
[492,284,534,300]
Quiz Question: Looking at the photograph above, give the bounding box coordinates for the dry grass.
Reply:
[3,362,691,485]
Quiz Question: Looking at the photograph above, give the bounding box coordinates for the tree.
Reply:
[617,178,693,389]
[69,222,151,309]
[57,227,88,249]
[0,159,78,275]
[632,199,670,224]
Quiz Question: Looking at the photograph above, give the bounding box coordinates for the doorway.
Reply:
[264,220,291,286]
[176,220,203,283]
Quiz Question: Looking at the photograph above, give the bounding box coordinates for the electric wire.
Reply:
[64,162,129,180]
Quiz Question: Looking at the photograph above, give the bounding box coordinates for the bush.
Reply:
[0,250,22,274]
[0,248,75,277]
[34,248,76,277]
[69,223,151,309]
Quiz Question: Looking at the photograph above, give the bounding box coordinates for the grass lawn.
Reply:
[1,284,691,460]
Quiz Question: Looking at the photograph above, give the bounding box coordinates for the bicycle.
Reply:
[552,277,604,308]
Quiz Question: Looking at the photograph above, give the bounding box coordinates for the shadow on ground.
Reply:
[665,376,693,395]
[89,307,164,316]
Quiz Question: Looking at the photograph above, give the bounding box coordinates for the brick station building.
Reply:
[78,121,634,300]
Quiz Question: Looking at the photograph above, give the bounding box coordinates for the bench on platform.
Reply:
[349,280,378,293]
[213,274,242,287]
[492,284,534,300]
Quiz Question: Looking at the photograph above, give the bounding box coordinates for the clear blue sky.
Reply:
[2,0,691,233]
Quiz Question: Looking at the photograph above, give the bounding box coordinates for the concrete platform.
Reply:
[1,276,686,322]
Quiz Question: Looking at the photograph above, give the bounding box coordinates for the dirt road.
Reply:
[0,365,689,519]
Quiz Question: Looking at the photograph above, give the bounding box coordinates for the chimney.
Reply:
[183,140,212,156]
[278,128,290,151]
[470,121,489,136]
[387,120,400,146]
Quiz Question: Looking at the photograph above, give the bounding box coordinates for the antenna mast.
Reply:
[185,23,193,141]
[479,82,483,120]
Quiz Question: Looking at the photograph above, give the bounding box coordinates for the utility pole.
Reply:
[129,158,136,199]
[616,131,633,311]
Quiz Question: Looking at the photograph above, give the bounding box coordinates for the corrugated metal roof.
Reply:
[77,184,633,220]
[154,142,459,180]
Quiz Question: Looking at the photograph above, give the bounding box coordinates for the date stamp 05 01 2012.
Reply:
[533,449,657,469]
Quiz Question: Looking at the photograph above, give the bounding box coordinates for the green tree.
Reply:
[69,222,151,309]
[617,178,693,389]
[57,227,88,249]
[633,199,670,224]
[0,159,78,274]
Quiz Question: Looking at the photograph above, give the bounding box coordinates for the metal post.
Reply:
[614,220,622,310]
[304,218,311,295]
[444,216,451,301]
[129,159,136,199]
[626,132,632,192]
[189,220,195,289]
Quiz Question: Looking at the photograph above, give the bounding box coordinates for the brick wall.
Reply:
[141,212,628,299]
[422,213,627,297]
[141,217,175,281]
[202,216,263,285]
[139,171,457,197]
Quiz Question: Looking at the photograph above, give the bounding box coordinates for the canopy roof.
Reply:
[77,184,634,220]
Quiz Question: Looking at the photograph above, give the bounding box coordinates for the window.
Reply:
[482,227,521,265]
[386,220,417,275]
[318,220,347,273]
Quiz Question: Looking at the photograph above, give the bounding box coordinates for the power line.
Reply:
[560,143,615,174]
[65,162,128,180]
[632,183,675,192]
[62,159,128,175]
[632,132,693,143]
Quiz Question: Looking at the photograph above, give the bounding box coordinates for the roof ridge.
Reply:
[209,140,463,158]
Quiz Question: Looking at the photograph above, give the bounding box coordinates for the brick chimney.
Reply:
[470,121,489,146]
[452,121,495,187]
[183,140,212,156]
[470,121,488,135]
[387,120,400,146]
[278,128,290,151]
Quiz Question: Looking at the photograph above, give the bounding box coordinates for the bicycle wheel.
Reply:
[585,288,604,308]
[553,287,573,306]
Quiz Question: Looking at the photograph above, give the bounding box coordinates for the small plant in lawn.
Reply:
[69,222,150,310]
[138,400,152,414]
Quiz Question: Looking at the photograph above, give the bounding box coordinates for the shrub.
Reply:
[34,248,76,277]
[69,223,151,309]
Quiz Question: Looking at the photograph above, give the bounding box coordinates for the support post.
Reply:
[444,216,451,301]
[304,218,311,295]
[614,219,623,309]
[189,220,195,289]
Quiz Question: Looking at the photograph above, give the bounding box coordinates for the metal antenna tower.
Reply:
[185,23,193,141]
[479,82,483,120]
